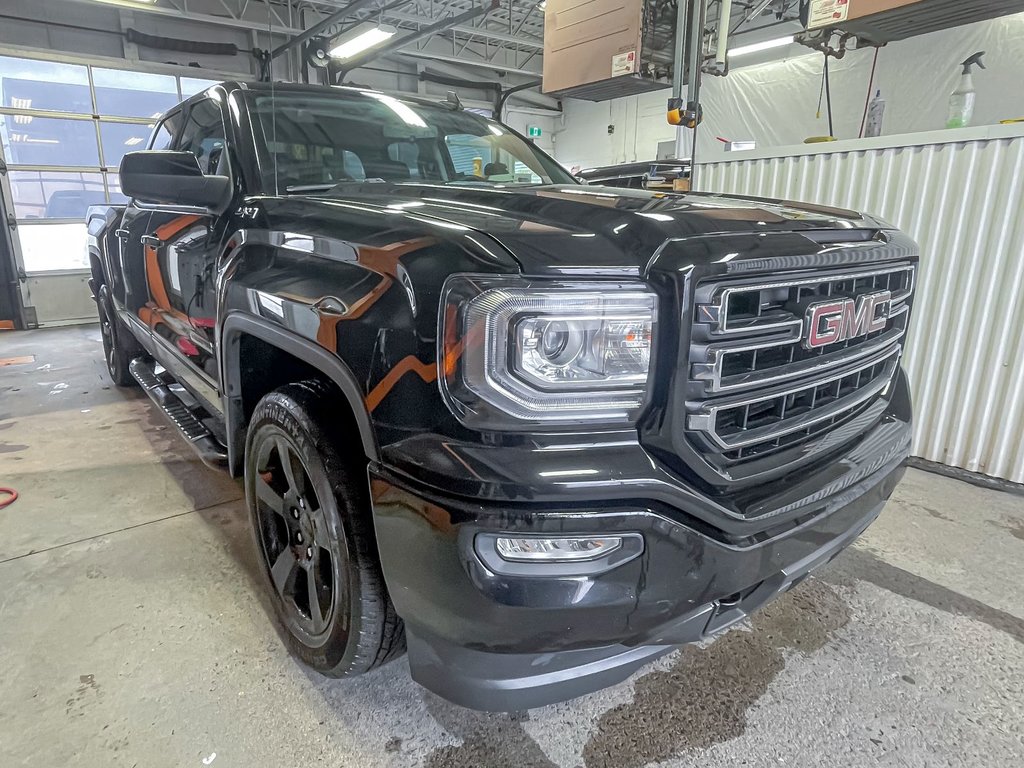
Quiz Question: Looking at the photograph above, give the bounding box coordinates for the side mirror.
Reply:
[119,151,230,210]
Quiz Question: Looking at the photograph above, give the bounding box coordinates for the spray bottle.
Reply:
[946,51,986,129]
[865,90,885,137]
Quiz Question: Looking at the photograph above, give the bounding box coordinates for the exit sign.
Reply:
[527,125,542,137]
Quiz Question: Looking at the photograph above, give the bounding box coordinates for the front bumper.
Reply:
[369,418,909,711]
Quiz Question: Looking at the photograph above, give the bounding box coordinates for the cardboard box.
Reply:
[808,0,917,29]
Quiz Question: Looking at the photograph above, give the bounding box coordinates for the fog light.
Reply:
[494,536,622,562]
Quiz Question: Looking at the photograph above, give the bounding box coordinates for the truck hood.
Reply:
[313,184,890,277]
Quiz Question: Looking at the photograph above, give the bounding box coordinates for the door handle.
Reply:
[114,228,130,241]
[141,234,163,249]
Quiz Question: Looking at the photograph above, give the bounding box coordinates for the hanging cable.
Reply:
[858,47,881,138]
[824,53,834,137]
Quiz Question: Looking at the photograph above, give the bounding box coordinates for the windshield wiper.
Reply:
[284,179,395,194]
[283,183,337,194]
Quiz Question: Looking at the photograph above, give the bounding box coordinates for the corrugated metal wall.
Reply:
[698,131,1024,483]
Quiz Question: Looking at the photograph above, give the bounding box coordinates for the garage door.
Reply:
[0,54,216,325]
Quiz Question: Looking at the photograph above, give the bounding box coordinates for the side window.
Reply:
[149,111,182,151]
[445,133,492,176]
[177,99,229,176]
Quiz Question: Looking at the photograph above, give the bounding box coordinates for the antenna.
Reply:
[264,0,279,196]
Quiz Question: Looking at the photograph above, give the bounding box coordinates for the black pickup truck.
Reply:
[87,81,916,711]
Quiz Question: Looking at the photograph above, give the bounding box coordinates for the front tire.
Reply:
[96,284,135,387]
[244,380,404,676]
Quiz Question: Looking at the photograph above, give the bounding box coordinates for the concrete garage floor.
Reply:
[1,325,1022,768]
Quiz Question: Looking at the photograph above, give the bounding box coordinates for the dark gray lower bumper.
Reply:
[403,499,885,711]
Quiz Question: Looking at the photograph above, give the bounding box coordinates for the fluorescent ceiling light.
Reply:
[11,97,32,109]
[90,0,158,7]
[728,35,794,58]
[124,136,145,146]
[329,24,397,60]
[367,92,426,128]
[14,115,33,124]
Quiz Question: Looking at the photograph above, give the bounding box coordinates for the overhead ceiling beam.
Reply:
[270,0,391,60]
[339,1,499,74]
[398,56,559,111]
[396,50,541,77]
[55,0,303,36]
[382,8,544,48]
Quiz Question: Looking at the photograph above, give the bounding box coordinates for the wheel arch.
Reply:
[220,312,380,476]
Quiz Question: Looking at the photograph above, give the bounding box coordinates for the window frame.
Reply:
[147,110,183,151]
[175,97,232,180]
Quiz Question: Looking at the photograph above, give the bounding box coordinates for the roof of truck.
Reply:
[168,80,464,117]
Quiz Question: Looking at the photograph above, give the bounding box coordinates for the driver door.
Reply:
[143,96,231,407]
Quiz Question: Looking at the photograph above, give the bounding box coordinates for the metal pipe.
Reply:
[270,0,384,61]
[338,1,498,75]
[733,0,773,34]
[715,0,731,64]
[671,0,690,100]
[686,0,704,104]
[687,0,707,189]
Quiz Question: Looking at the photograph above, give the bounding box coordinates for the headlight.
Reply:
[439,276,657,429]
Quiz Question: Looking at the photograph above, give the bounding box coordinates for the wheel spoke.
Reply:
[309,506,329,541]
[276,438,304,495]
[307,569,327,633]
[270,547,298,598]
[255,475,285,517]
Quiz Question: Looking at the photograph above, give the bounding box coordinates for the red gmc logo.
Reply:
[803,290,891,350]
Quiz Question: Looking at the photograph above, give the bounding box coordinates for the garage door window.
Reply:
[1,115,101,166]
[8,170,106,219]
[91,68,179,119]
[0,55,224,272]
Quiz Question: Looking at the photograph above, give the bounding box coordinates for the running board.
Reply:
[129,357,228,469]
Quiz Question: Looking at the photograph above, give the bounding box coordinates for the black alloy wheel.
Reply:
[96,284,135,386]
[244,381,404,675]
[252,430,338,641]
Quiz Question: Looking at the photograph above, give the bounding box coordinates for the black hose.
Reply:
[419,71,501,93]
[126,29,239,57]
[496,80,543,120]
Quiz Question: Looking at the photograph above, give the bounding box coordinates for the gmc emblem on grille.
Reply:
[803,290,892,350]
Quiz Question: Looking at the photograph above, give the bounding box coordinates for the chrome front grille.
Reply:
[687,263,914,462]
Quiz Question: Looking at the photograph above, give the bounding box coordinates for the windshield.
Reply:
[249,91,574,193]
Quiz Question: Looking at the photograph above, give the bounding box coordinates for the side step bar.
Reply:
[129,357,228,469]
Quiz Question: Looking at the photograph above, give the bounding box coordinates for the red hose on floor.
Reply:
[0,487,17,509]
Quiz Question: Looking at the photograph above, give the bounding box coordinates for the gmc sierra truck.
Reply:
[87,81,916,711]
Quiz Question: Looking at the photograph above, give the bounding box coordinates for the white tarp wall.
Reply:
[699,124,1024,484]
[553,12,1024,170]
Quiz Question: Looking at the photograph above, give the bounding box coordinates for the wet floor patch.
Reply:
[581,578,851,768]
[899,500,955,522]
[422,698,558,768]
[987,517,1024,542]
